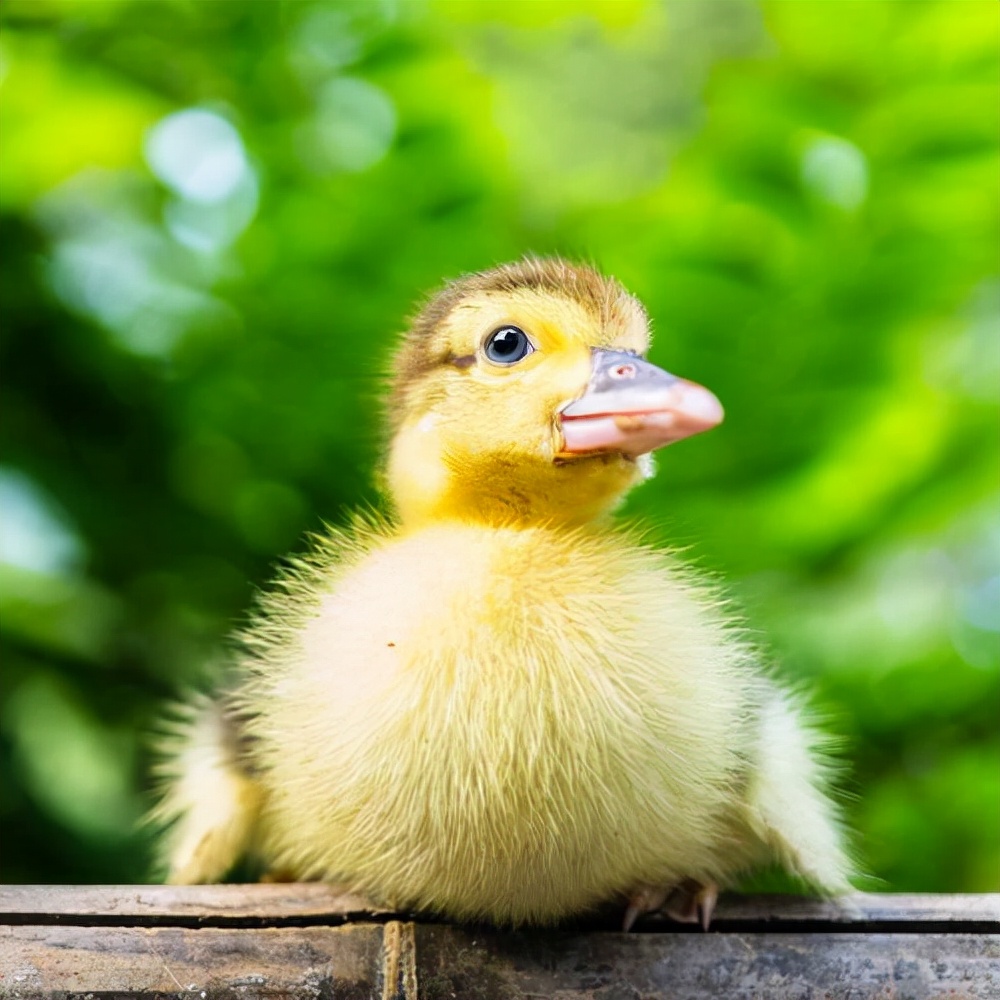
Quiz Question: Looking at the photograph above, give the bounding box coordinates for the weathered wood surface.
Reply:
[0,883,393,926]
[1,886,998,999]
[3,884,997,927]
[3,924,999,1000]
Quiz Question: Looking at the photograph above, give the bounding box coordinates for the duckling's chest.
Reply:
[290,525,647,719]
[254,525,752,914]
[260,524,747,781]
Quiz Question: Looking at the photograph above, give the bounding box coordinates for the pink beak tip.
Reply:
[678,381,725,428]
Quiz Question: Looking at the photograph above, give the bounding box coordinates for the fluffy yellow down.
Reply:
[154,258,853,922]
[230,520,843,924]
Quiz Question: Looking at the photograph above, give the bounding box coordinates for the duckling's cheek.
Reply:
[387,419,451,524]
[546,348,594,397]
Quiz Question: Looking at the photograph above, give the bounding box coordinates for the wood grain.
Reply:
[1,887,997,999]
[2,884,997,927]
[1,923,998,999]
[0,924,385,999]
[0,883,390,925]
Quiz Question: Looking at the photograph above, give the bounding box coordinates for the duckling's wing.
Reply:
[149,694,263,884]
[742,688,854,893]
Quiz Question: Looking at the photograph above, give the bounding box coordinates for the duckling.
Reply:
[152,257,853,928]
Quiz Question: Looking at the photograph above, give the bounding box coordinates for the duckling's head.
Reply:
[386,258,722,528]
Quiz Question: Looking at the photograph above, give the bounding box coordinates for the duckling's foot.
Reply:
[622,878,719,932]
[622,885,669,932]
[663,877,719,931]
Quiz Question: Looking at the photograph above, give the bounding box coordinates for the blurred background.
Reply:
[1,0,997,890]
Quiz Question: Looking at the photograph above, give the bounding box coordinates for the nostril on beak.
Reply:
[611,364,636,379]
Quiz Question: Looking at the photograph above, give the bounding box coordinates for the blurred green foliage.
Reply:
[1,0,997,891]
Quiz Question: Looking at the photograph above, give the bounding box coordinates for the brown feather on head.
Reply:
[388,257,647,431]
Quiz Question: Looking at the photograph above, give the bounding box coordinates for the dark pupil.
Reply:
[493,329,520,355]
[488,326,527,362]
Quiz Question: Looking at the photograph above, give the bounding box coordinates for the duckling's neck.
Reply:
[387,431,644,532]
[394,485,617,532]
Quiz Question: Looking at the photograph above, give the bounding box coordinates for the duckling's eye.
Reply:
[484,326,533,365]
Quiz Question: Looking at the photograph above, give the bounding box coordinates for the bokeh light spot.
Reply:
[145,108,250,204]
[801,136,869,210]
[0,467,84,575]
[299,77,396,174]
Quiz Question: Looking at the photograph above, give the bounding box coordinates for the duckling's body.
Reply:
[154,258,852,926]
[247,522,759,923]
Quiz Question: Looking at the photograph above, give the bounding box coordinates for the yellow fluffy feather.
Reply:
[154,257,852,926]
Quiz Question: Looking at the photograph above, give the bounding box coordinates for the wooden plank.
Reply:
[2,884,997,928]
[0,924,386,999]
[647,891,1000,929]
[420,925,1000,1000]
[2,888,996,997]
[2,923,998,999]
[0,883,390,925]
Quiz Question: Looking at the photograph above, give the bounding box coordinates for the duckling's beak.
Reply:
[558,349,723,458]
